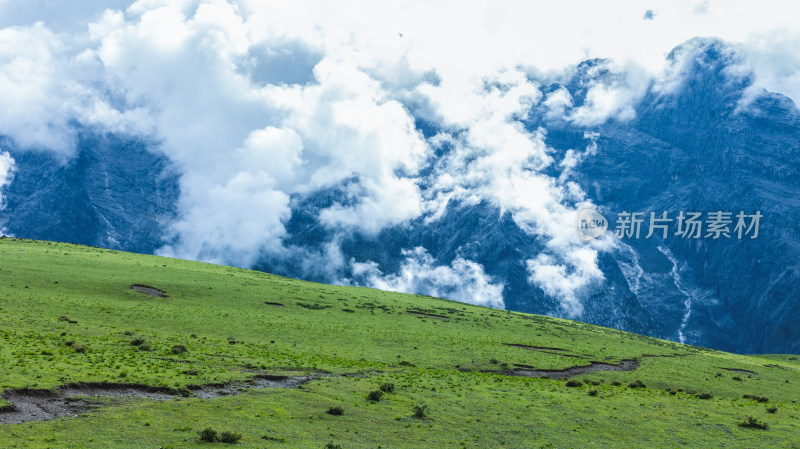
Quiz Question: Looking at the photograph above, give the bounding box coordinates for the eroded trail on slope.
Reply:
[0,375,314,424]
[498,359,640,379]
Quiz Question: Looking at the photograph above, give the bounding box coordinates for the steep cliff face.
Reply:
[556,40,800,353]
[1,39,797,353]
[0,133,179,255]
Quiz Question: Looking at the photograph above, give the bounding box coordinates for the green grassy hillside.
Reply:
[0,238,798,448]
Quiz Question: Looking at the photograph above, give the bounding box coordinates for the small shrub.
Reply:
[326,406,345,416]
[64,341,75,347]
[743,394,769,403]
[73,344,86,353]
[199,427,217,442]
[738,416,769,430]
[171,344,188,355]
[366,390,383,402]
[182,369,200,376]
[732,376,742,381]
[628,380,646,389]
[565,379,583,387]
[379,383,395,393]
[588,389,598,396]
[489,358,499,364]
[398,361,415,367]
[610,381,622,386]
[130,337,146,347]
[138,343,151,351]
[218,430,242,444]
[668,389,678,395]
[766,406,778,414]
[696,392,713,399]
[123,331,134,336]
[325,444,343,449]
[412,404,428,419]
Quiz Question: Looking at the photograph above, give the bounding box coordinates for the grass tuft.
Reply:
[738,416,769,430]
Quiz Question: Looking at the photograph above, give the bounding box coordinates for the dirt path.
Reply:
[498,359,640,379]
[0,375,314,424]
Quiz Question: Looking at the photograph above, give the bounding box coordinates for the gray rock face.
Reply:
[0,133,179,254]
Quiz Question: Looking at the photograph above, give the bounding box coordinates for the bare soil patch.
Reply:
[504,343,582,357]
[496,359,640,379]
[720,367,758,375]
[505,343,568,351]
[407,310,449,320]
[0,376,315,424]
[131,284,167,297]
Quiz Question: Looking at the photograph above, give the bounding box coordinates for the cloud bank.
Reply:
[0,151,13,211]
[0,0,798,313]
[352,247,505,309]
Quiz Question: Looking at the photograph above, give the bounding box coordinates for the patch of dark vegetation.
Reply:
[58,315,78,324]
[131,284,167,298]
[326,406,345,416]
[366,390,383,402]
[407,310,449,320]
[743,394,769,403]
[264,301,284,307]
[379,382,395,393]
[171,344,188,355]
[588,389,598,396]
[200,427,218,442]
[130,337,147,347]
[398,361,415,367]
[611,381,622,386]
[296,302,331,310]
[732,376,743,381]
[565,379,583,387]
[219,430,243,444]
[412,404,428,419]
[766,406,778,414]
[628,380,646,389]
[738,416,769,430]
[325,444,343,449]
[182,369,200,376]
[696,392,713,399]
[342,309,355,313]
[197,427,241,443]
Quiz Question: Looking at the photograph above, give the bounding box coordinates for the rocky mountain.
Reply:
[1,38,797,354]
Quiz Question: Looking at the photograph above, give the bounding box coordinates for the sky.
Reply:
[0,0,798,313]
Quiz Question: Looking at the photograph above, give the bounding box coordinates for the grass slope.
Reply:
[0,238,798,448]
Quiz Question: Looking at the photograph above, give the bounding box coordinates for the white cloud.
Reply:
[0,151,14,210]
[351,247,505,309]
